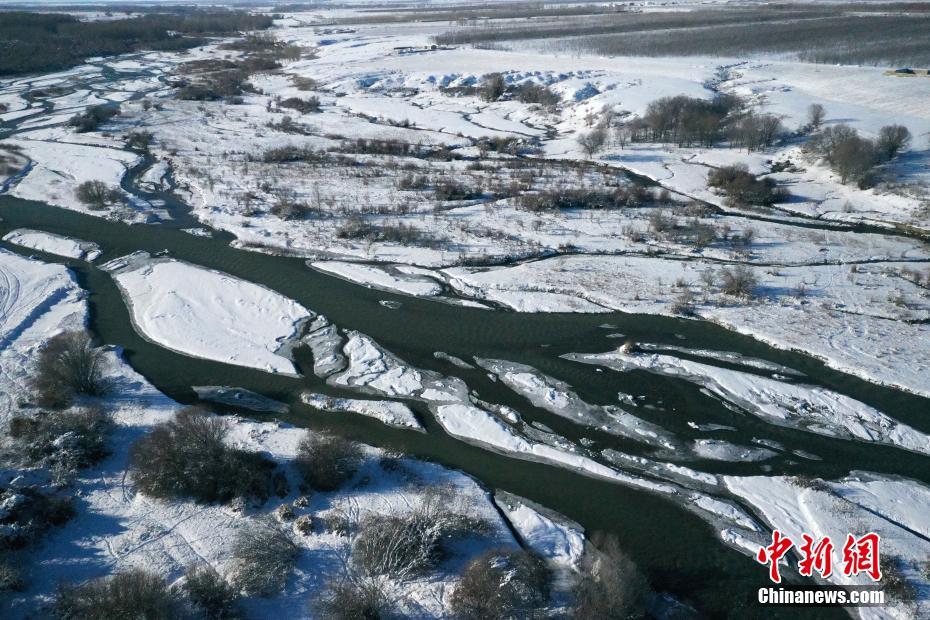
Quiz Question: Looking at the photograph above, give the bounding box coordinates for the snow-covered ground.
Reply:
[101,252,313,375]
[725,473,930,619]
[3,5,930,616]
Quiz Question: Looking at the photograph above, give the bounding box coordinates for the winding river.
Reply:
[2,59,929,619]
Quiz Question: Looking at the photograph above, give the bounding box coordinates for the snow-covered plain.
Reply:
[2,4,930,616]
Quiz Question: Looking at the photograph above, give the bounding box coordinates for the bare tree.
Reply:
[480,73,506,102]
[876,124,911,160]
[577,126,607,157]
[613,124,631,149]
[75,180,121,210]
[807,103,826,130]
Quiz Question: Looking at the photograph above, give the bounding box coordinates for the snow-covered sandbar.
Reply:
[102,252,312,375]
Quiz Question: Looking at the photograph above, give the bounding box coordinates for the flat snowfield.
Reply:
[104,255,312,374]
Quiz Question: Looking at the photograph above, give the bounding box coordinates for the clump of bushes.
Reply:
[351,488,492,580]
[31,331,110,408]
[434,178,483,201]
[229,521,300,596]
[312,578,390,620]
[295,431,362,491]
[260,145,325,164]
[631,93,742,147]
[450,548,552,620]
[278,96,320,114]
[183,564,240,618]
[68,104,119,133]
[517,186,651,212]
[129,407,279,504]
[54,569,184,619]
[573,533,649,619]
[75,180,122,211]
[125,130,153,151]
[707,164,788,207]
[0,486,75,551]
[6,407,110,482]
[804,123,912,187]
[269,192,322,220]
[335,216,448,248]
[511,82,559,108]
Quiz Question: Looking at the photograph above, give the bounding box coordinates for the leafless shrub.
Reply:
[54,569,184,619]
[511,82,559,109]
[6,407,110,482]
[671,289,696,316]
[0,553,23,591]
[129,407,278,504]
[450,548,551,620]
[0,486,74,551]
[31,331,109,408]
[125,130,154,151]
[335,216,448,249]
[75,180,122,210]
[68,104,119,133]
[183,564,240,619]
[229,521,300,596]
[260,145,326,163]
[720,265,758,298]
[291,76,318,90]
[434,178,483,201]
[573,532,648,620]
[295,431,362,491]
[278,96,320,114]
[312,577,390,620]
[351,488,492,580]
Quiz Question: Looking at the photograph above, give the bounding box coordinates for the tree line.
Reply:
[0,11,273,76]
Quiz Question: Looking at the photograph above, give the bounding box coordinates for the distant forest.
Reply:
[0,11,272,77]
[434,3,930,68]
